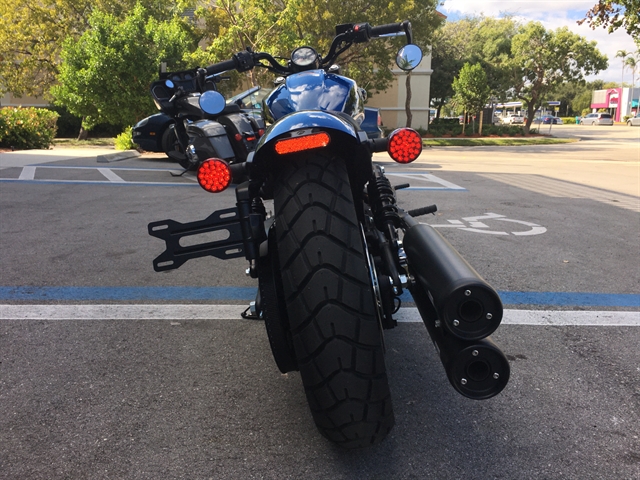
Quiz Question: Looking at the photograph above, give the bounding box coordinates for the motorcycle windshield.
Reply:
[264,70,363,123]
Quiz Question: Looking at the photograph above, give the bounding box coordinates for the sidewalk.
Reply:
[0,147,140,169]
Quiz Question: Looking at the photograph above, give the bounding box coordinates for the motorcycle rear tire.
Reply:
[161,124,188,167]
[273,152,394,448]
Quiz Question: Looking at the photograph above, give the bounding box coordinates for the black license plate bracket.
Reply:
[148,207,245,271]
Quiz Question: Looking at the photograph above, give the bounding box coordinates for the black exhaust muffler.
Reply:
[411,284,510,399]
[402,221,503,341]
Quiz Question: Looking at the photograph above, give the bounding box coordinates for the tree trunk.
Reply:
[523,102,537,134]
[405,72,412,128]
[479,110,484,135]
[77,120,89,141]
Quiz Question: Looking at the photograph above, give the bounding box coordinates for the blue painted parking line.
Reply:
[0,286,638,307]
[0,179,200,187]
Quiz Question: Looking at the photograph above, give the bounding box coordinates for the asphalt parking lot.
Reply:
[1,124,639,479]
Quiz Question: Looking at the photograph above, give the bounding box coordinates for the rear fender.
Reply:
[250,111,372,186]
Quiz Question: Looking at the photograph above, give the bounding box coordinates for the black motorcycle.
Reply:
[149,21,510,449]
[150,69,264,170]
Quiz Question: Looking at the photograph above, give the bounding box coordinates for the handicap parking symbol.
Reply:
[429,212,546,236]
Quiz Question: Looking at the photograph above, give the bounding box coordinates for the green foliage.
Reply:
[191,0,443,96]
[114,127,137,150]
[0,107,59,150]
[508,22,608,131]
[430,16,518,115]
[50,3,198,132]
[452,62,491,114]
[0,0,194,98]
[579,1,640,39]
[425,123,527,137]
[560,117,577,124]
[430,117,460,126]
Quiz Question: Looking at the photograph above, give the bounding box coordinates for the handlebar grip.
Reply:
[205,58,238,76]
[370,22,404,38]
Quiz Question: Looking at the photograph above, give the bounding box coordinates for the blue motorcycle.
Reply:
[149,21,509,449]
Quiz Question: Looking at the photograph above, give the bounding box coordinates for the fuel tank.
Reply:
[263,70,365,124]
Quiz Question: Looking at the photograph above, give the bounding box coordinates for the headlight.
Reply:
[135,117,150,128]
[291,47,319,69]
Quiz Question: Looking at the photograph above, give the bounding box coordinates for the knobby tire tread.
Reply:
[273,152,394,449]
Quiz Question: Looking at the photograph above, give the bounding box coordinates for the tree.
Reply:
[452,62,491,134]
[616,50,630,86]
[51,3,197,138]
[579,1,640,39]
[429,16,518,117]
[191,0,443,96]
[549,80,606,116]
[508,22,608,132]
[0,0,191,98]
[625,53,639,87]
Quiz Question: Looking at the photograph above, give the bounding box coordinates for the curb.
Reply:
[96,150,140,163]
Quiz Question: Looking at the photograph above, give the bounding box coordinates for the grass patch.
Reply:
[423,137,578,147]
[53,137,115,148]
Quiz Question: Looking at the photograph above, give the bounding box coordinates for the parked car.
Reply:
[132,113,175,153]
[502,113,524,124]
[532,115,563,125]
[226,86,270,119]
[627,113,640,126]
[579,112,614,126]
[361,107,384,139]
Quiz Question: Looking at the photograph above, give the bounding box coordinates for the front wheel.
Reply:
[273,152,394,448]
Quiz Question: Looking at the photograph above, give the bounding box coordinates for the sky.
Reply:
[439,0,639,85]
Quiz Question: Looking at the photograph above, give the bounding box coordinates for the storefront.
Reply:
[590,87,639,121]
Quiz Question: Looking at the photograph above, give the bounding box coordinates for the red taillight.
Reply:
[274,132,330,155]
[197,158,232,193]
[387,128,422,163]
[234,133,242,142]
[258,128,265,137]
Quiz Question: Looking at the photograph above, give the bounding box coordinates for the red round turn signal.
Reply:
[387,128,423,163]
[197,158,232,193]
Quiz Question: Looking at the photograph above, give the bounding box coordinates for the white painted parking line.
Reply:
[480,173,640,212]
[1,305,638,326]
[97,168,126,183]
[18,166,36,180]
[387,173,466,190]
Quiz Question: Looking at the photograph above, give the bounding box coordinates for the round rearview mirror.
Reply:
[199,90,226,115]
[396,44,423,71]
[164,79,175,89]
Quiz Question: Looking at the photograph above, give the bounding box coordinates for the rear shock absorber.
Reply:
[367,165,403,295]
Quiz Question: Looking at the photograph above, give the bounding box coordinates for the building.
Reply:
[1,92,48,108]
[368,48,433,131]
[590,87,639,121]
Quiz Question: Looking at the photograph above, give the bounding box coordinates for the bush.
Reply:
[560,117,577,124]
[425,123,527,137]
[114,127,137,150]
[430,117,460,126]
[47,105,83,138]
[0,107,59,150]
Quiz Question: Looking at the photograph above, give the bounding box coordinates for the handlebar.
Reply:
[202,20,413,78]
[370,22,406,38]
